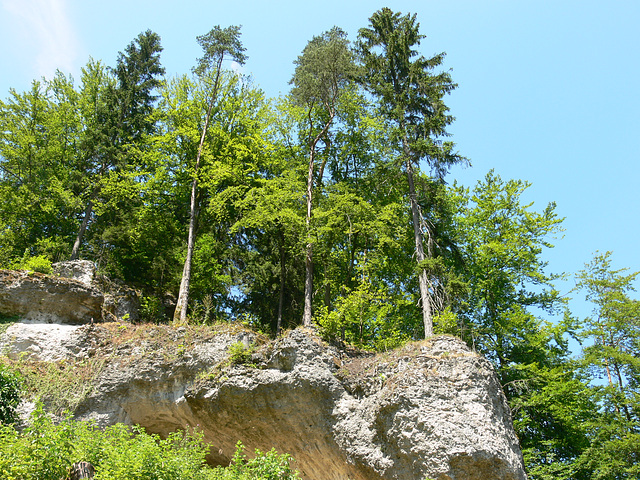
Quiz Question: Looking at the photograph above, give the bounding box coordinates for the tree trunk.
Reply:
[302,145,315,327]
[173,59,223,324]
[404,159,433,337]
[277,230,285,336]
[173,178,199,323]
[302,243,315,326]
[301,110,334,328]
[324,281,332,310]
[612,356,633,421]
[70,200,94,260]
[68,461,95,480]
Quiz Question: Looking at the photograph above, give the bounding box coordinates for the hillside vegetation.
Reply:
[0,7,638,479]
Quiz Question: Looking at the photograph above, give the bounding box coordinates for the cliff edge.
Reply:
[1,318,527,480]
[0,265,527,479]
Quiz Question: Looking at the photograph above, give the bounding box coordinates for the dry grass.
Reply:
[1,320,268,415]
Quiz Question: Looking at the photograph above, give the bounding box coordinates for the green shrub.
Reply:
[316,280,412,351]
[138,295,166,323]
[0,364,21,425]
[227,341,253,365]
[210,442,300,480]
[0,408,301,480]
[0,404,77,480]
[432,308,463,336]
[11,251,53,274]
[85,424,210,480]
[0,407,211,480]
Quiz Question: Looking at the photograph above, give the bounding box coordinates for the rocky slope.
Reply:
[0,265,527,479]
[1,321,526,480]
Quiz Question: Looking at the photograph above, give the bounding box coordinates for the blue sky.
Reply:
[1,0,639,323]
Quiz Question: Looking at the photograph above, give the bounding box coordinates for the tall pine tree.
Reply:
[357,8,466,337]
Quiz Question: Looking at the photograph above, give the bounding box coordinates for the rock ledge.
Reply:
[1,322,527,480]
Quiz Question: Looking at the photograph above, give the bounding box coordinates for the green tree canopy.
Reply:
[357,7,466,337]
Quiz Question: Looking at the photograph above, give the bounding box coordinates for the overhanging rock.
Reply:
[1,320,528,480]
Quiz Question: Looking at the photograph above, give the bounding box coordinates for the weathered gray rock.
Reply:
[0,269,103,324]
[53,260,140,322]
[94,276,140,323]
[0,322,85,361]
[0,263,140,324]
[2,321,527,480]
[52,260,96,286]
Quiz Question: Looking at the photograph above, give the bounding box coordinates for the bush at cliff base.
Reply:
[0,364,21,425]
[0,405,300,480]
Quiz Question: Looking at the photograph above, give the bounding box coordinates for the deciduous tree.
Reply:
[573,251,640,479]
[173,25,247,323]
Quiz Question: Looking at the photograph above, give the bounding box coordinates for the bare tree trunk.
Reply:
[70,200,94,260]
[302,244,314,325]
[173,59,223,324]
[301,109,334,328]
[405,159,433,337]
[173,178,199,323]
[612,360,633,421]
[68,461,95,479]
[324,279,332,309]
[302,146,316,327]
[277,230,285,336]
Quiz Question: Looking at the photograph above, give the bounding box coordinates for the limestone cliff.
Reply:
[0,264,527,479]
[0,261,139,324]
[1,319,527,480]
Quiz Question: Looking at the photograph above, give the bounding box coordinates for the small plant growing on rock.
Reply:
[227,342,253,365]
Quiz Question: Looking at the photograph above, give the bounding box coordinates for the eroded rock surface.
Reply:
[52,260,96,286]
[1,321,527,480]
[0,269,103,324]
[0,263,139,324]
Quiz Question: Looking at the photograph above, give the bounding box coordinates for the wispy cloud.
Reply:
[1,0,78,79]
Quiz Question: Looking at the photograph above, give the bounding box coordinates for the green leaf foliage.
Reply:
[210,442,300,480]
[0,364,21,425]
[4,11,640,478]
[570,252,640,479]
[0,407,299,480]
[10,251,53,274]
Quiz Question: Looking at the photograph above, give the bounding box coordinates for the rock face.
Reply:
[0,269,103,324]
[52,260,96,286]
[1,321,528,480]
[0,262,139,324]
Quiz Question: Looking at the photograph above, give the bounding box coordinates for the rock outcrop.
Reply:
[1,320,528,480]
[52,260,97,286]
[0,262,139,324]
[0,269,103,324]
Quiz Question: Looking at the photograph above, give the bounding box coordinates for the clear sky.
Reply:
[1,0,639,323]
